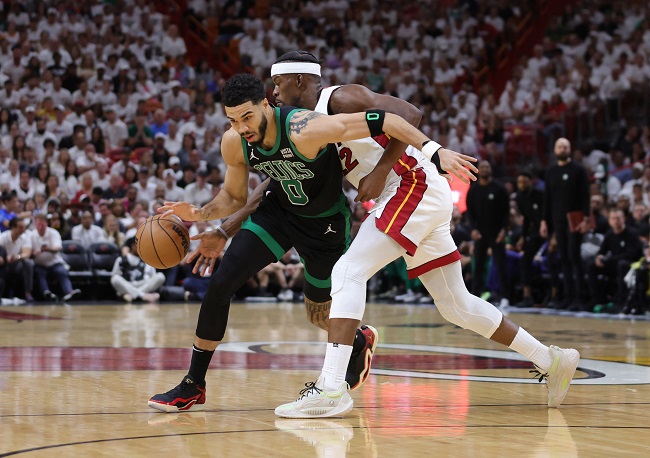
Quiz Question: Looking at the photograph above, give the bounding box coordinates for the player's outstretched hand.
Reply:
[158,201,200,222]
[438,148,479,184]
[185,230,228,276]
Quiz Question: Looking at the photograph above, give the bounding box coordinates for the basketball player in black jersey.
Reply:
[148,73,472,412]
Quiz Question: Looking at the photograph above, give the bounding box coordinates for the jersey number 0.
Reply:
[281,179,309,205]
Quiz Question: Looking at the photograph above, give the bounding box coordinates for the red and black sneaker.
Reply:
[148,375,206,412]
[345,325,379,390]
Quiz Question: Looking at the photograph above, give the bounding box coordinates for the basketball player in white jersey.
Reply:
[189,51,580,418]
[265,52,580,418]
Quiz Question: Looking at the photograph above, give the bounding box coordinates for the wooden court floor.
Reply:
[1,301,650,457]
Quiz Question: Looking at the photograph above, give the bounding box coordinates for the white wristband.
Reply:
[215,226,229,239]
[421,140,443,160]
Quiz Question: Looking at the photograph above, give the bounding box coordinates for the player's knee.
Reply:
[331,256,368,296]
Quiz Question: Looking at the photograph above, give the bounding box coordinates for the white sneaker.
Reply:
[394,290,415,302]
[277,289,294,302]
[275,377,353,419]
[62,289,81,302]
[532,346,580,408]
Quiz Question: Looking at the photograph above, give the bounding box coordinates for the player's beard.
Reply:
[556,152,570,162]
[249,114,268,148]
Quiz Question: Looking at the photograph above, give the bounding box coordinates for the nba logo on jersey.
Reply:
[280,147,294,159]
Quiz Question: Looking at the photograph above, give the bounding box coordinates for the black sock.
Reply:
[352,328,366,353]
[188,345,214,385]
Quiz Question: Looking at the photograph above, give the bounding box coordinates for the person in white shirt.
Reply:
[71,80,96,108]
[0,146,10,175]
[92,160,111,191]
[77,144,102,175]
[110,237,165,303]
[183,169,213,206]
[48,76,72,107]
[87,65,108,93]
[447,124,479,159]
[95,77,118,108]
[0,217,33,301]
[178,107,208,146]
[30,214,81,302]
[0,79,21,109]
[15,169,35,202]
[163,81,191,112]
[161,24,187,59]
[1,45,24,85]
[71,211,106,248]
[162,168,184,201]
[66,101,88,129]
[102,106,129,149]
[133,166,158,202]
[164,121,182,156]
[600,67,631,101]
[19,75,45,107]
[0,158,20,193]
[38,9,63,41]
[485,6,505,33]
[47,105,73,144]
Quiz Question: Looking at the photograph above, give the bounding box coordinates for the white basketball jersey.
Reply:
[314,86,431,189]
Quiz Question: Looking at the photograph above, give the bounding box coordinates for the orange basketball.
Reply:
[135,214,190,269]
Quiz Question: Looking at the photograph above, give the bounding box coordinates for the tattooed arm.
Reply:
[305,297,332,331]
[158,128,249,222]
[289,109,477,181]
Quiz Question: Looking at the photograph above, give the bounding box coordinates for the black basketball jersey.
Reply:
[241,106,344,217]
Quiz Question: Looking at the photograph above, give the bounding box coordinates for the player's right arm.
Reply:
[160,129,249,222]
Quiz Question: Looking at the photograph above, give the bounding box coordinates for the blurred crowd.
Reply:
[0,0,648,314]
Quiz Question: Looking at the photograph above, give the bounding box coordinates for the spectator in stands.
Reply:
[110,237,165,303]
[71,210,105,248]
[47,105,72,143]
[163,82,190,112]
[540,138,591,311]
[127,110,153,149]
[163,168,184,201]
[161,25,187,59]
[0,217,33,302]
[587,208,643,312]
[1,192,31,232]
[30,214,80,302]
[102,214,125,247]
[1,159,20,193]
[183,168,212,206]
[16,170,35,202]
[179,105,208,146]
[149,109,168,137]
[164,121,182,156]
[102,106,128,149]
[466,160,511,305]
[103,173,126,200]
[133,166,157,202]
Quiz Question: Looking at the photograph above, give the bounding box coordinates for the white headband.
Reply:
[270,62,321,77]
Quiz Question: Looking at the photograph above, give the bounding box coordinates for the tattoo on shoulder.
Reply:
[290,111,323,136]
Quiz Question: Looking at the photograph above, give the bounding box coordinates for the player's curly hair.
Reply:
[222,73,266,107]
[274,50,320,64]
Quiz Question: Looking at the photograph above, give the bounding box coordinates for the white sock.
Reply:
[509,327,553,372]
[321,342,353,391]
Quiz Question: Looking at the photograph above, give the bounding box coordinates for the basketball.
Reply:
[135,214,190,269]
